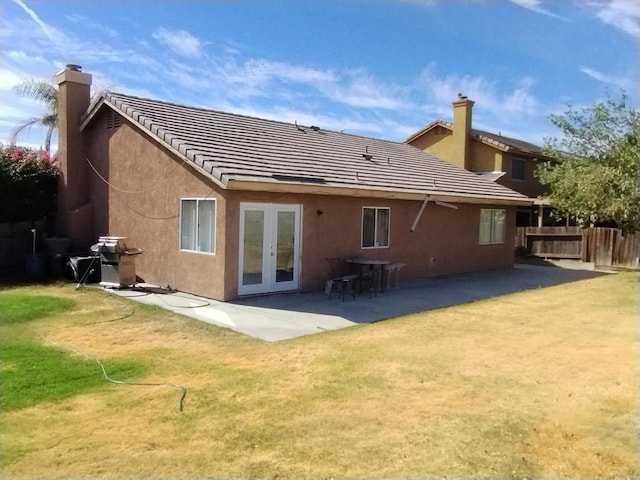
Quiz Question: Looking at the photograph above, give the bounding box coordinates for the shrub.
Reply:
[0,145,60,223]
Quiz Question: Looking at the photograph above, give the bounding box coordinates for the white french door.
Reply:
[238,203,301,295]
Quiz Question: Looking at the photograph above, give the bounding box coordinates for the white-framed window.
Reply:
[511,158,526,181]
[362,207,390,248]
[180,198,216,254]
[479,209,506,245]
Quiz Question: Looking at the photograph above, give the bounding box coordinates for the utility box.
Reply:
[92,236,142,288]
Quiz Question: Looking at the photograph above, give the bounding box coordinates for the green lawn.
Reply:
[0,293,145,413]
[0,273,637,479]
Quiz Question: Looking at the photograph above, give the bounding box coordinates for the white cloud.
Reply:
[580,66,634,89]
[590,0,640,37]
[66,13,119,38]
[6,50,48,65]
[1,7,146,69]
[152,27,203,57]
[166,69,213,90]
[218,59,407,110]
[319,68,409,110]
[0,68,27,91]
[413,68,544,142]
[0,102,44,121]
[1,1,554,145]
[214,102,400,138]
[10,0,64,43]
[502,77,539,114]
[509,0,565,19]
[417,69,539,119]
[248,59,336,84]
[219,58,336,93]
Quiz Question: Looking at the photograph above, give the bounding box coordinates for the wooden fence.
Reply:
[516,226,640,269]
[0,220,48,270]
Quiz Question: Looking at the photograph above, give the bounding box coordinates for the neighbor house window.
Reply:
[180,198,216,254]
[362,207,390,248]
[479,209,505,244]
[511,158,526,181]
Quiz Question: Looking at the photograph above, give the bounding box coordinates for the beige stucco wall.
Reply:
[83,111,516,301]
[470,141,501,172]
[409,130,456,166]
[409,131,501,172]
[86,111,228,300]
[222,190,516,298]
[497,154,547,199]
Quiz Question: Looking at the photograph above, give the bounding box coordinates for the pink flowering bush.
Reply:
[0,145,60,223]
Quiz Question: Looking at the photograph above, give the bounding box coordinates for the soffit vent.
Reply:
[106,110,123,130]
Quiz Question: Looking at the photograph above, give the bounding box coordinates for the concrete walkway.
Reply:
[110,263,606,342]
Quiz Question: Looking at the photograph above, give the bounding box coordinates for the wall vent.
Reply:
[106,110,122,130]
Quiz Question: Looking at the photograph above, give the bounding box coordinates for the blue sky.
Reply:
[1,0,637,151]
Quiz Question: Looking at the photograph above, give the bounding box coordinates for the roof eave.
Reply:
[403,120,451,144]
[226,178,532,206]
[472,134,510,153]
[80,95,108,130]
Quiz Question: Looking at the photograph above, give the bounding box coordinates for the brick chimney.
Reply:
[451,94,474,170]
[55,64,93,250]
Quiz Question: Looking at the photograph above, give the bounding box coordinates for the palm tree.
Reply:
[10,80,58,155]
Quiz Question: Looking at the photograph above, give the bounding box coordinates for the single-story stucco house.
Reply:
[55,65,531,301]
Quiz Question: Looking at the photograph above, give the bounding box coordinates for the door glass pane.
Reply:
[275,211,295,283]
[242,210,264,285]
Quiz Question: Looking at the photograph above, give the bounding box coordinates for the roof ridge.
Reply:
[402,119,452,143]
[104,91,411,146]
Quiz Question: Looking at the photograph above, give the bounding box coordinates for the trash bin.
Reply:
[24,254,47,278]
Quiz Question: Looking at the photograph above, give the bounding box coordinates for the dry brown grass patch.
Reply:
[1,274,638,479]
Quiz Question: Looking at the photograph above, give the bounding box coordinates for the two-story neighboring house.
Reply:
[405,95,554,227]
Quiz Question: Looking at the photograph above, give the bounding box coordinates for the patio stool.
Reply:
[357,269,379,298]
[325,274,358,301]
[383,262,406,290]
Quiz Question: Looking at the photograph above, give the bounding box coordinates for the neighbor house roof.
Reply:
[475,171,507,183]
[81,93,531,205]
[404,120,544,157]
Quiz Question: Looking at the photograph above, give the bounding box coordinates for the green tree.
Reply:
[537,92,640,231]
[9,80,58,155]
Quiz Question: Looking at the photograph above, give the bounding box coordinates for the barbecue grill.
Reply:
[92,236,142,288]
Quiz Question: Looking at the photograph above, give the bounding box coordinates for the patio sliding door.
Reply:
[238,203,301,295]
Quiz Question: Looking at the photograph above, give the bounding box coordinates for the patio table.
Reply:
[345,257,390,295]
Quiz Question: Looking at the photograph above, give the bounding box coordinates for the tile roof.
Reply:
[82,92,530,204]
[405,120,544,157]
[471,128,543,156]
[474,171,506,183]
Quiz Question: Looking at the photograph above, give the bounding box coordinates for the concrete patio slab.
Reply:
[108,263,607,342]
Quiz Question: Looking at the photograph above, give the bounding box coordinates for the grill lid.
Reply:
[97,236,128,253]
